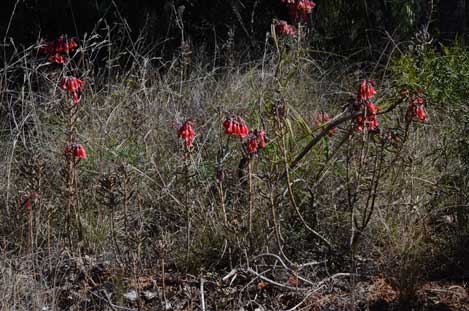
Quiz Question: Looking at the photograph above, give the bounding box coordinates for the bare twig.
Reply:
[247,268,309,291]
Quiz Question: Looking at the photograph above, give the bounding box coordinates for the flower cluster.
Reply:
[224,116,250,139]
[64,143,87,159]
[246,130,267,154]
[314,112,336,137]
[38,36,78,64]
[357,80,377,101]
[60,76,85,104]
[353,80,380,132]
[406,95,427,122]
[275,20,296,37]
[177,119,196,148]
[281,0,316,23]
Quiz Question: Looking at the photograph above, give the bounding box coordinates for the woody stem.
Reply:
[185,153,191,268]
[248,159,253,235]
[28,207,33,255]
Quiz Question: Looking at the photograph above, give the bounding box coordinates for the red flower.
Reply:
[177,119,196,148]
[357,80,376,101]
[282,0,316,23]
[48,54,65,64]
[38,36,78,61]
[406,95,427,123]
[246,136,259,154]
[38,36,78,67]
[64,143,87,159]
[257,130,267,148]
[297,0,316,15]
[314,112,336,137]
[415,106,426,122]
[275,20,296,37]
[60,76,85,104]
[354,103,380,132]
[353,80,380,132]
[223,116,249,139]
[246,130,267,154]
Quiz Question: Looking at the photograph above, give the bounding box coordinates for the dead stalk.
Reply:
[248,159,253,234]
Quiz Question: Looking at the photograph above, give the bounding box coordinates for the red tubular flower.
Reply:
[406,95,427,123]
[314,112,336,137]
[223,116,249,139]
[177,119,196,148]
[357,80,376,101]
[366,114,379,131]
[64,143,87,159]
[275,20,296,37]
[246,130,267,154]
[64,38,78,53]
[354,103,380,132]
[366,102,379,115]
[60,76,85,104]
[246,136,259,154]
[297,0,316,15]
[282,0,316,23]
[38,37,78,63]
[415,106,426,122]
[257,130,267,148]
[353,80,380,132]
[48,54,65,64]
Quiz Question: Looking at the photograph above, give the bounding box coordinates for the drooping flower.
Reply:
[48,54,65,64]
[354,103,380,132]
[357,80,376,101]
[223,116,249,139]
[297,0,316,15]
[314,112,336,137]
[352,80,380,132]
[38,36,78,64]
[245,130,268,154]
[281,0,316,23]
[64,143,87,159]
[246,136,259,154]
[60,76,85,104]
[177,119,196,148]
[406,95,427,123]
[257,130,267,148]
[274,20,296,37]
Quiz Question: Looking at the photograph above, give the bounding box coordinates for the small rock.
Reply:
[143,290,157,301]
[123,290,138,302]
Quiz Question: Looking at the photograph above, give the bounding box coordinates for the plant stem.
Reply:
[248,159,253,235]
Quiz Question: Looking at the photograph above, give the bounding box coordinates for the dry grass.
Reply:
[0,25,467,310]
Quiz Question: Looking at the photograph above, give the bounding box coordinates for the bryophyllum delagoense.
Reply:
[224,116,249,139]
[314,112,336,137]
[275,20,296,37]
[38,36,78,64]
[406,95,427,123]
[281,0,316,23]
[64,143,87,159]
[246,130,267,154]
[353,80,380,132]
[357,80,377,101]
[177,119,196,148]
[60,76,85,104]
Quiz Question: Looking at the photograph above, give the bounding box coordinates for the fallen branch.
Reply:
[247,268,309,291]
